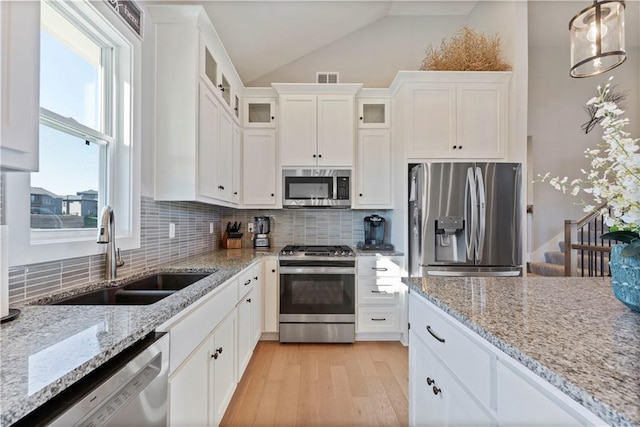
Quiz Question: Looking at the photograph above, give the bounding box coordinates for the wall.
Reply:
[528,48,640,255]
[248,15,467,87]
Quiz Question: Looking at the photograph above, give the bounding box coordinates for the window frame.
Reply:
[4,0,141,266]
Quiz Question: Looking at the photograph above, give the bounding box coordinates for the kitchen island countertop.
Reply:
[0,249,277,427]
[404,276,640,427]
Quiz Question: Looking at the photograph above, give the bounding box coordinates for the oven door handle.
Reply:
[279,267,355,275]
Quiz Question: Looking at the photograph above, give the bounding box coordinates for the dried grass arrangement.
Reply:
[420,26,511,72]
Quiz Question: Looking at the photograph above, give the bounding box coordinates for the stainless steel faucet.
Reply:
[97,205,125,280]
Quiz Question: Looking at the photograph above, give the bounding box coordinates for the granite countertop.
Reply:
[0,248,278,427]
[404,276,640,427]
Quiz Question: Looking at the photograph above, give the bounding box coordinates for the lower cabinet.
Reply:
[164,259,268,427]
[168,311,237,427]
[409,329,494,426]
[262,257,279,334]
[408,292,609,426]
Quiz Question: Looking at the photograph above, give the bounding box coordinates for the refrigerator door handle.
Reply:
[475,167,486,262]
[464,167,477,261]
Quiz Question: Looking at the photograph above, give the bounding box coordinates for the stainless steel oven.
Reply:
[279,245,356,343]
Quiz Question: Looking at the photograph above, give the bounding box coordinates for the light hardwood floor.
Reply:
[221,341,409,426]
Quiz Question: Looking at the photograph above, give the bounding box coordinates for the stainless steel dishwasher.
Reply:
[20,332,170,427]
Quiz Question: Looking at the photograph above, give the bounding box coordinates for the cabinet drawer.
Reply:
[409,292,493,407]
[166,278,238,374]
[357,257,402,277]
[357,306,400,333]
[236,267,255,300]
[357,278,400,305]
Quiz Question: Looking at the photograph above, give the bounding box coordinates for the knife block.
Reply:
[222,231,243,249]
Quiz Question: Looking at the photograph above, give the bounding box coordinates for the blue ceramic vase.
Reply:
[609,245,640,312]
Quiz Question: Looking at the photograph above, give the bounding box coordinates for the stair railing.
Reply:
[564,202,613,277]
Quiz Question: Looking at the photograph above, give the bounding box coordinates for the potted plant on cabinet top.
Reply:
[541,77,640,313]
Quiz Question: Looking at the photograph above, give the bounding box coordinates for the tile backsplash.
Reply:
[3,178,393,304]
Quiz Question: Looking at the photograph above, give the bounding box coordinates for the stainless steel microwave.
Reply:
[282,169,351,208]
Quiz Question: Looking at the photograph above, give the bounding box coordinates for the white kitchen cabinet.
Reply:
[408,291,609,426]
[168,311,236,427]
[262,257,279,334]
[236,289,253,384]
[231,122,241,203]
[0,1,40,172]
[356,256,403,339]
[242,129,278,207]
[211,311,237,426]
[244,98,276,128]
[354,130,392,208]
[274,85,360,167]
[198,83,221,200]
[409,329,495,427]
[251,262,263,345]
[402,72,509,160]
[151,7,239,207]
[357,98,390,128]
[168,334,211,427]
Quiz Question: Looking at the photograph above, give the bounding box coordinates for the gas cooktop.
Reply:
[279,245,355,257]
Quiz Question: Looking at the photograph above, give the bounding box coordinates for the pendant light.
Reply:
[569,0,626,78]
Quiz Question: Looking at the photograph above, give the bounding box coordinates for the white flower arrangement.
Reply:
[539,77,640,256]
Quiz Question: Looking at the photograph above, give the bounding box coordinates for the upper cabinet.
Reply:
[399,72,510,160]
[243,98,276,128]
[150,5,243,207]
[273,84,361,167]
[357,99,390,128]
[1,1,40,172]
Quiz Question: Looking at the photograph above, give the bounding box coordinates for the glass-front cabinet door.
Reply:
[243,98,276,128]
[357,98,390,128]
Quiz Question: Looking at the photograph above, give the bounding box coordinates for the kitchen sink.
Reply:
[50,272,212,305]
[121,273,210,291]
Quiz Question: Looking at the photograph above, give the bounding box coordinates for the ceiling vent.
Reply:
[316,72,339,84]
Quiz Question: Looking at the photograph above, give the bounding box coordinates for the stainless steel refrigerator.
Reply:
[409,162,522,277]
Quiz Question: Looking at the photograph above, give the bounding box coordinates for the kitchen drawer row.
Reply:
[408,291,608,426]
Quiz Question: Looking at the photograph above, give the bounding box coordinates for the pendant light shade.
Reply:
[569,0,626,78]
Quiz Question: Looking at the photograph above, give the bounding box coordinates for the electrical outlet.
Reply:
[248,222,254,233]
[209,223,214,234]
[169,223,175,239]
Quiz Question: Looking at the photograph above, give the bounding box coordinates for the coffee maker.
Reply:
[252,216,271,248]
[357,215,394,251]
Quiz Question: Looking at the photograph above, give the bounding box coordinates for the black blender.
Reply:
[357,215,394,251]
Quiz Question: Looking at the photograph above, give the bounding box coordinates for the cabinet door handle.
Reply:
[233,191,238,195]
[371,290,388,294]
[453,145,457,149]
[272,269,276,273]
[359,193,363,197]
[271,116,275,120]
[432,385,442,396]
[271,193,275,197]
[459,145,462,149]
[426,377,435,385]
[313,154,317,158]
[318,154,322,158]
[218,84,225,92]
[426,325,446,343]
[247,298,252,303]
[371,318,387,321]
[372,267,388,271]
[359,116,363,120]
[216,347,223,354]
[254,276,258,280]
[244,279,251,286]
[212,353,219,360]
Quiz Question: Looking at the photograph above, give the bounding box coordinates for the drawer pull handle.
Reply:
[371,318,387,321]
[426,377,435,385]
[372,267,388,271]
[371,290,388,294]
[426,325,445,343]
[432,385,442,396]
[244,279,251,286]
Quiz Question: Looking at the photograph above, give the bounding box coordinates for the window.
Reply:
[5,0,141,265]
